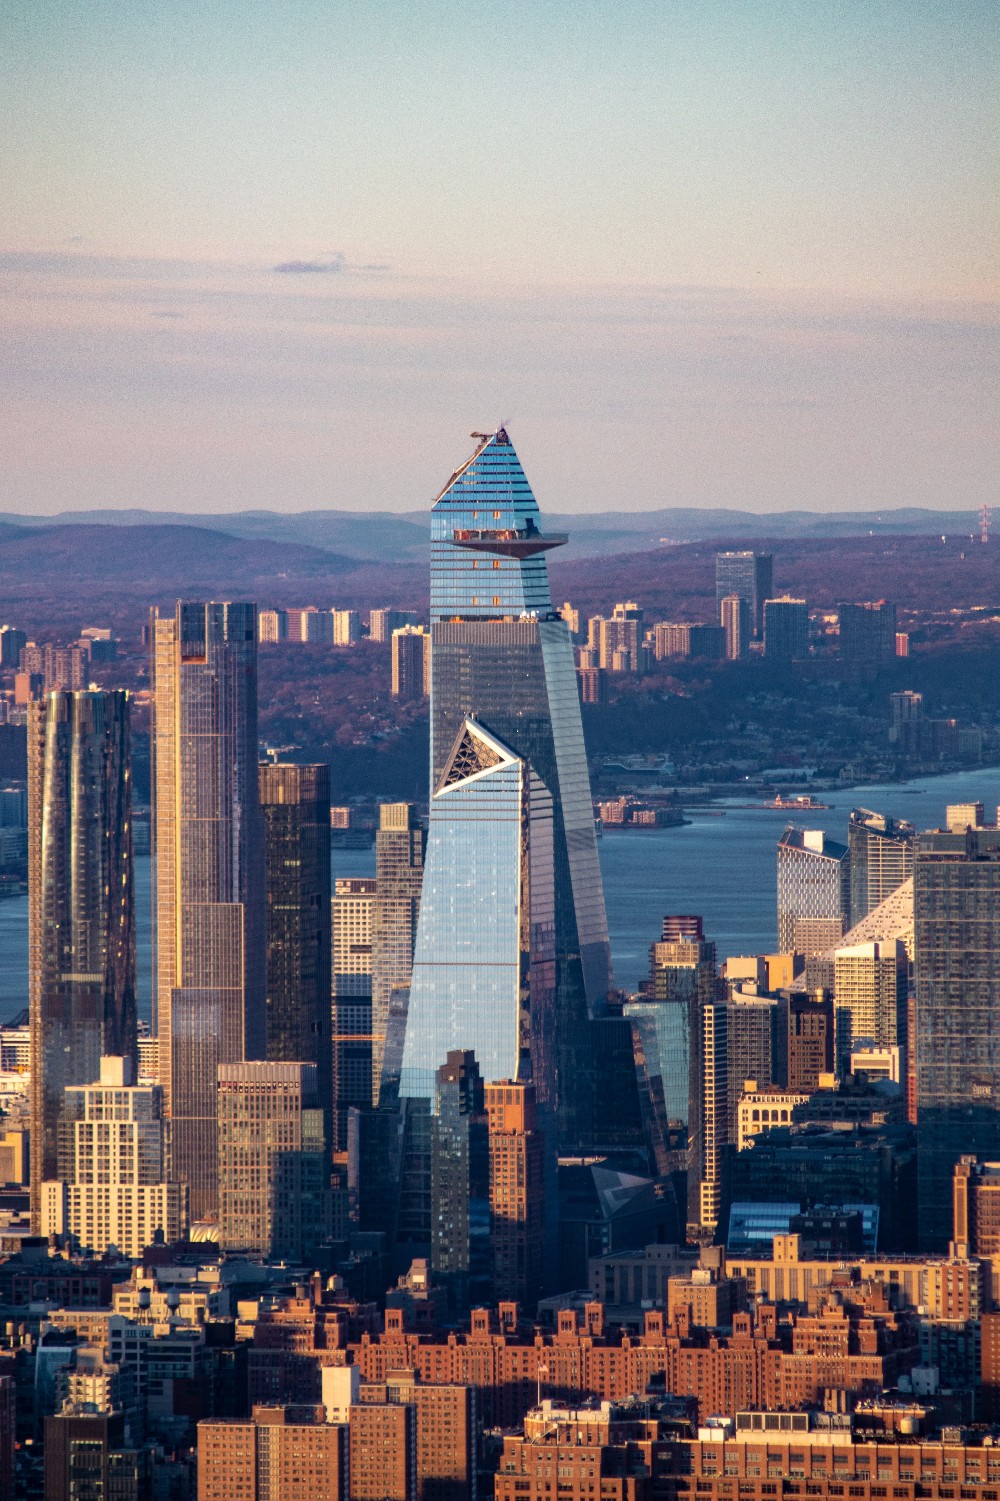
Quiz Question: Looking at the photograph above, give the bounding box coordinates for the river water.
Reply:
[2,766,997,1022]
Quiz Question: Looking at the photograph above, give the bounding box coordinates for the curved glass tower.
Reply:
[400,428,612,1149]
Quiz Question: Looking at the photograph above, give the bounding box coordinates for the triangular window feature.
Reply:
[442,725,503,788]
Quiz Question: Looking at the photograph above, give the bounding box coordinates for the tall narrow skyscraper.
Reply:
[371,803,425,1107]
[260,763,332,1126]
[914,827,1000,1248]
[404,427,613,1149]
[28,689,135,1229]
[151,602,264,1222]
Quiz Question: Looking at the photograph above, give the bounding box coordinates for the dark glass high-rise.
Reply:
[260,762,332,1134]
[28,689,135,1229]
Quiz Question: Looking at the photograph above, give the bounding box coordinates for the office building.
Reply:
[40,1056,187,1257]
[597,601,643,672]
[217,1061,334,1260]
[332,876,376,1148]
[370,804,425,1107]
[45,1410,149,1501]
[151,601,265,1222]
[839,599,897,660]
[776,827,849,954]
[257,608,288,643]
[399,718,556,1106]
[720,594,751,660]
[763,597,809,660]
[946,801,985,831]
[332,608,361,646]
[28,689,135,1230]
[559,601,581,637]
[577,666,606,704]
[0,626,25,669]
[952,1155,1000,1261]
[349,1402,415,1501]
[652,622,691,659]
[715,551,772,638]
[407,427,614,1152]
[286,606,325,643]
[198,1406,348,1501]
[833,939,907,1068]
[914,826,1000,1248]
[725,994,777,1130]
[391,625,431,700]
[889,690,924,753]
[430,1051,490,1315]
[626,927,716,1171]
[781,990,835,1092]
[486,1079,547,1307]
[688,998,729,1240]
[848,808,915,928]
[260,764,331,1125]
[369,607,419,642]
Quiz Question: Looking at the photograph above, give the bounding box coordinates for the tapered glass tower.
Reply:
[29,690,135,1229]
[400,428,612,1148]
[152,602,265,1222]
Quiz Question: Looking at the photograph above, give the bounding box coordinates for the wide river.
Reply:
[2,765,998,1021]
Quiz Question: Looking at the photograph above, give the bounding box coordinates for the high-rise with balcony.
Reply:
[28,689,135,1230]
[398,428,614,1150]
[151,601,264,1222]
[776,827,850,955]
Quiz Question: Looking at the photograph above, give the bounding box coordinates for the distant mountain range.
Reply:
[0,506,985,564]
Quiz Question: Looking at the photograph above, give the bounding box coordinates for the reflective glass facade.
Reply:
[28,690,136,1228]
[422,429,614,1150]
[371,804,425,1106]
[914,829,1000,1248]
[152,602,265,1222]
[715,551,772,638]
[260,764,331,1128]
[400,719,555,1105]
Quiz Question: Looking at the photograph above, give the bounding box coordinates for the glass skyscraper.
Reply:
[152,601,265,1223]
[914,827,1000,1249]
[401,427,613,1149]
[260,762,332,1133]
[399,717,555,1105]
[715,551,772,638]
[28,689,135,1229]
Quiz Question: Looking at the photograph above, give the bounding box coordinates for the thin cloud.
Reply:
[273,257,345,275]
[272,255,391,275]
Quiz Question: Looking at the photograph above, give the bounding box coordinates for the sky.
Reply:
[1,0,997,515]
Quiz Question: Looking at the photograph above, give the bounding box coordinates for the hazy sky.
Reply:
[2,0,997,514]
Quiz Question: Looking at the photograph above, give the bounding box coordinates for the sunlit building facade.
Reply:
[151,601,265,1222]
